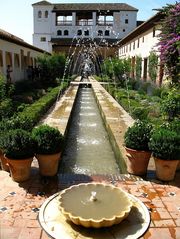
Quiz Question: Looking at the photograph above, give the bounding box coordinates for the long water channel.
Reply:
[60,86,120,175]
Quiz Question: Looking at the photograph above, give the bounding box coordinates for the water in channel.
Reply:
[60,86,120,175]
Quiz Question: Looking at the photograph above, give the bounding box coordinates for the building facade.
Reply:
[32,1,138,56]
[0,29,46,82]
[118,13,164,85]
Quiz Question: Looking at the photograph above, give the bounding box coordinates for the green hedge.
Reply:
[19,83,67,128]
[0,83,68,131]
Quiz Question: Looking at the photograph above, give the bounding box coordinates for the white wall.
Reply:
[119,27,160,59]
[118,26,161,81]
[0,39,44,82]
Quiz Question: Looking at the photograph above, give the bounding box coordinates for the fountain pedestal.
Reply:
[59,183,132,228]
[38,183,150,239]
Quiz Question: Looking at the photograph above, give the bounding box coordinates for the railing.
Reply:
[76,20,93,26]
[56,21,72,26]
[97,21,113,26]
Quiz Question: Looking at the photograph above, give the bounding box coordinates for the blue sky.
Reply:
[0,0,176,44]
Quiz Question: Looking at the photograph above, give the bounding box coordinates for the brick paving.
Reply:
[0,160,180,239]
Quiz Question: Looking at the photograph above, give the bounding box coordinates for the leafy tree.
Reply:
[37,53,66,86]
[135,56,142,79]
[148,51,158,82]
[102,57,131,82]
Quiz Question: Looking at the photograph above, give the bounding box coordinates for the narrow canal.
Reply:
[60,86,120,175]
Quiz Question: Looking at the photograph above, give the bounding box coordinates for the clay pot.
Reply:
[125,147,151,176]
[0,150,9,172]
[176,161,180,171]
[36,152,61,176]
[5,156,33,182]
[154,157,179,181]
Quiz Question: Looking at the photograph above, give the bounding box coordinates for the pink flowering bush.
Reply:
[158,2,180,84]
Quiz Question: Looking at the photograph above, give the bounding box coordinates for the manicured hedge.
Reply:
[18,83,67,128]
[0,83,68,131]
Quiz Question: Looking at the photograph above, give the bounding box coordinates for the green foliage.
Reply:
[0,99,14,120]
[160,88,180,121]
[149,127,180,160]
[135,56,142,79]
[0,75,15,99]
[37,53,66,86]
[124,120,153,151]
[0,83,68,132]
[131,107,148,120]
[148,52,158,82]
[102,57,131,83]
[18,84,67,129]
[1,129,35,159]
[32,125,64,154]
[0,74,6,100]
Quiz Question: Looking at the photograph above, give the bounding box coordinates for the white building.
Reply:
[118,13,164,85]
[32,1,138,55]
[0,29,47,82]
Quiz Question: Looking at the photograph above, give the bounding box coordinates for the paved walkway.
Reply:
[0,164,180,239]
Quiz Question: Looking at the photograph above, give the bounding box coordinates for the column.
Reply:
[72,12,76,26]
[93,12,96,26]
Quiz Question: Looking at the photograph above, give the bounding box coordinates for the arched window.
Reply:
[64,30,69,36]
[84,30,89,36]
[57,30,62,36]
[98,30,103,36]
[14,54,20,68]
[105,30,110,36]
[38,10,42,18]
[45,10,48,18]
[77,30,82,36]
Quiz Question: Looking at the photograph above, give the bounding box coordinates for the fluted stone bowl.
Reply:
[59,183,132,228]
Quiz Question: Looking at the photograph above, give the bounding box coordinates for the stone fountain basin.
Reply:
[59,183,133,228]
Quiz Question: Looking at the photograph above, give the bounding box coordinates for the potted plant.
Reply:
[0,131,9,172]
[149,127,180,181]
[32,124,64,176]
[2,129,35,182]
[124,120,152,175]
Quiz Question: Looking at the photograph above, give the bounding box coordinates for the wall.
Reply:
[0,39,44,82]
[118,25,163,84]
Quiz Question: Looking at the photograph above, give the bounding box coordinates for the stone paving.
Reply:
[0,164,180,239]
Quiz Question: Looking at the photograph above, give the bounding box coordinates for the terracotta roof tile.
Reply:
[0,28,47,53]
[52,3,138,12]
[32,1,52,6]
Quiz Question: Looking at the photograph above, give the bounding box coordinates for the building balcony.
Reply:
[56,21,72,26]
[76,20,93,26]
[97,21,113,26]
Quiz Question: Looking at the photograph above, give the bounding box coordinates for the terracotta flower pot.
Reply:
[5,156,33,182]
[36,152,61,176]
[154,157,179,181]
[176,161,180,171]
[0,150,9,172]
[125,147,151,176]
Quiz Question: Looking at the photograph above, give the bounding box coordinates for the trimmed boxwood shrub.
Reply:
[1,129,35,159]
[149,127,180,160]
[124,120,153,151]
[32,125,64,154]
